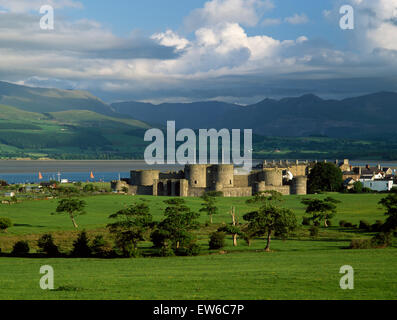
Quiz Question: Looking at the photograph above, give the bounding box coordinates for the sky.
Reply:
[0,0,397,104]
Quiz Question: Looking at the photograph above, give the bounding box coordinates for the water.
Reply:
[0,160,185,184]
[0,159,396,184]
[0,172,131,184]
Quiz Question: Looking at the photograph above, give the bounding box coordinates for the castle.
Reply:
[111,160,308,197]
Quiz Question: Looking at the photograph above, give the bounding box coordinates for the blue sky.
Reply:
[0,0,396,103]
[62,0,343,47]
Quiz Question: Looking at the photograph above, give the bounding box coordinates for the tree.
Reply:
[209,231,226,250]
[151,198,200,252]
[71,230,92,257]
[307,162,343,193]
[12,240,30,256]
[352,181,363,193]
[0,217,13,233]
[90,235,111,257]
[301,197,340,228]
[243,205,297,252]
[0,180,8,187]
[56,186,80,197]
[378,194,397,232]
[218,206,244,246]
[107,202,153,257]
[53,198,86,228]
[37,234,60,256]
[199,191,222,224]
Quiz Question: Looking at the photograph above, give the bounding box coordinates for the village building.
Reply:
[359,179,394,192]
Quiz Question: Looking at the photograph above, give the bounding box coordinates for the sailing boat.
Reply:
[38,172,43,180]
[90,171,95,179]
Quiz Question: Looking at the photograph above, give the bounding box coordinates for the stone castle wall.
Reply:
[112,162,309,197]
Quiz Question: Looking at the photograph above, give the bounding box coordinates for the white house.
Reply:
[360,179,394,192]
[4,192,15,197]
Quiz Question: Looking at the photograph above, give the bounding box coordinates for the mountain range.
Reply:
[0,80,397,159]
[112,92,397,139]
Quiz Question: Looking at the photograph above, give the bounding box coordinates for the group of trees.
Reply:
[307,162,396,194]
[88,190,300,256]
[9,231,111,258]
[108,198,201,257]
[3,177,396,257]
[307,162,343,194]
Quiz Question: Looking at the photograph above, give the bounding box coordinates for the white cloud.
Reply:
[184,0,274,30]
[151,30,190,51]
[346,0,397,51]
[322,10,331,17]
[285,13,309,25]
[0,0,396,103]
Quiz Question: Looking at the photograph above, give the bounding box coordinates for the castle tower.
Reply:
[130,170,160,186]
[291,176,307,195]
[215,164,234,188]
[185,164,207,188]
[263,168,283,186]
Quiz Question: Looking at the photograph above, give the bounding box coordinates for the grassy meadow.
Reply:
[0,192,396,300]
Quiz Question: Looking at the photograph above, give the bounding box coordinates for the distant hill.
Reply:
[0,81,114,115]
[112,100,243,128]
[112,92,397,139]
[0,104,150,160]
[0,81,397,160]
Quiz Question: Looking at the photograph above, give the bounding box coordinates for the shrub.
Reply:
[158,246,175,257]
[177,243,201,256]
[37,234,60,257]
[302,217,310,226]
[71,230,91,257]
[371,220,384,232]
[209,231,226,250]
[12,241,30,256]
[309,226,319,238]
[371,232,392,248]
[359,220,371,231]
[83,184,96,193]
[339,220,347,227]
[150,229,169,248]
[90,235,111,257]
[353,181,363,193]
[0,217,13,232]
[349,239,372,249]
[345,222,354,228]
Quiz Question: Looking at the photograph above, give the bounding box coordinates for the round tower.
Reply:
[255,181,266,194]
[263,168,283,186]
[216,164,234,188]
[131,170,159,186]
[185,164,207,187]
[292,176,307,195]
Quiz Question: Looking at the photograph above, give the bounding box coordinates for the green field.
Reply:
[0,193,396,300]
